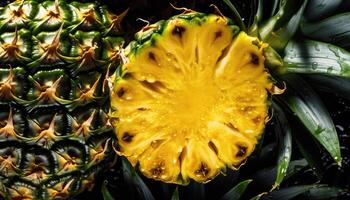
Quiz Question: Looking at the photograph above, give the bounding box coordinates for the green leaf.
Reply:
[306,75,350,100]
[189,182,205,200]
[220,180,252,200]
[252,160,308,192]
[122,158,155,200]
[259,0,307,51]
[304,0,342,21]
[272,103,292,188]
[283,40,350,76]
[264,46,284,72]
[222,0,247,32]
[271,0,280,17]
[171,188,179,200]
[301,13,350,49]
[101,182,115,200]
[303,186,348,199]
[264,185,329,200]
[250,193,266,200]
[279,75,341,165]
[294,135,324,178]
[248,0,262,36]
[283,159,308,180]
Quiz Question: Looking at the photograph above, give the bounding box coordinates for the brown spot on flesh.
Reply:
[151,161,165,178]
[250,53,259,65]
[116,87,126,98]
[195,162,210,177]
[252,116,262,125]
[137,107,147,111]
[148,52,156,61]
[224,122,239,132]
[215,45,230,64]
[172,25,186,38]
[122,132,133,142]
[235,144,247,157]
[214,30,222,40]
[208,141,218,155]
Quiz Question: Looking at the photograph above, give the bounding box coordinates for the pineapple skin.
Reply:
[0,0,123,199]
[111,12,273,185]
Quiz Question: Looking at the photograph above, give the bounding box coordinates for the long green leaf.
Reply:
[303,186,348,199]
[294,134,324,178]
[220,180,252,200]
[283,159,308,180]
[171,188,179,200]
[259,0,307,51]
[283,40,350,76]
[248,0,263,36]
[101,182,115,200]
[304,0,342,21]
[272,102,292,188]
[122,158,155,200]
[250,193,266,200]
[252,159,308,192]
[279,75,341,165]
[306,74,350,100]
[263,185,328,200]
[189,182,205,200]
[222,0,247,32]
[301,13,350,49]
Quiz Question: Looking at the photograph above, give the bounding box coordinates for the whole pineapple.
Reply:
[0,0,124,199]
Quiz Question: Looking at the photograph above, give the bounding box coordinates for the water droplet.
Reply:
[336,125,344,132]
[316,3,326,9]
[328,45,340,57]
[315,125,325,135]
[311,62,318,69]
[146,74,156,83]
[315,44,320,51]
[327,67,333,73]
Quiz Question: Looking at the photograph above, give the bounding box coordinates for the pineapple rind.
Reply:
[0,0,123,199]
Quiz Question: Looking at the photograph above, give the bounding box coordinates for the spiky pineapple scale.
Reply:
[0,0,123,199]
[111,13,272,184]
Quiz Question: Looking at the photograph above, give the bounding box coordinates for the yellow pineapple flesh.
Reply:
[110,13,273,184]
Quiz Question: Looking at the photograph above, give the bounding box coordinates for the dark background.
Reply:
[0,0,349,199]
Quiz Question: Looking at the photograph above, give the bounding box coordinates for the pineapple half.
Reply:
[0,0,124,199]
[111,12,274,184]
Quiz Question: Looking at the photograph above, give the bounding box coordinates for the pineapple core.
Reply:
[111,14,272,184]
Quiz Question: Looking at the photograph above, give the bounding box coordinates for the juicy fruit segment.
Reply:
[111,13,272,184]
[0,0,123,199]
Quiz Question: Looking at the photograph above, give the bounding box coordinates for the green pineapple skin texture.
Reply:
[0,0,123,199]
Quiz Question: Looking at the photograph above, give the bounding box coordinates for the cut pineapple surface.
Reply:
[111,13,273,184]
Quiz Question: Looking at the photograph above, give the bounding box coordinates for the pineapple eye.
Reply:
[150,161,165,177]
[195,162,210,178]
[214,30,223,40]
[116,87,126,98]
[121,132,134,143]
[148,52,157,62]
[250,53,259,65]
[252,116,262,125]
[235,144,248,158]
[172,25,186,38]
